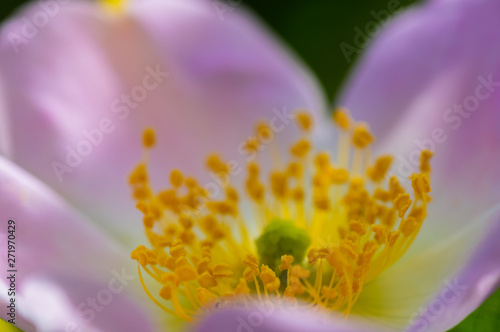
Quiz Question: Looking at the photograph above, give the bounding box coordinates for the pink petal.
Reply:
[196,305,391,332]
[0,0,325,244]
[339,0,500,246]
[0,155,155,331]
[338,0,500,329]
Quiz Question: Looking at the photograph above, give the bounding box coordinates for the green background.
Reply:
[1,0,498,331]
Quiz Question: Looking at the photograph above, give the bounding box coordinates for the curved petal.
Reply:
[0,155,156,331]
[339,0,500,329]
[0,0,326,244]
[195,304,391,332]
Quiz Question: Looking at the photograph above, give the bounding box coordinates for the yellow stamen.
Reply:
[129,112,434,324]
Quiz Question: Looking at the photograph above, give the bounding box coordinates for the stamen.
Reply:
[128,108,433,324]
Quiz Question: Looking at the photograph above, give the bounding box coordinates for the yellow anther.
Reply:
[196,288,218,307]
[266,277,281,292]
[135,201,149,214]
[243,267,258,282]
[270,171,288,199]
[259,265,276,285]
[291,187,305,202]
[332,107,351,130]
[349,220,367,236]
[291,266,310,279]
[211,264,234,279]
[279,255,295,271]
[179,215,194,229]
[170,243,187,258]
[331,168,349,184]
[206,154,229,174]
[393,193,412,218]
[401,217,419,237]
[196,257,211,275]
[244,138,261,153]
[420,150,433,173]
[235,279,250,295]
[142,128,156,148]
[175,265,197,282]
[367,155,393,182]
[290,277,305,295]
[307,249,319,265]
[389,176,405,199]
[295,110,314,132]
[314,152,330,170]
[352,124,373,148]
[290,139,311,158]
[371,225,387,243]
[159,284,173,300]
[284,286,296,299]
[226,187,239,202]
[198,272,217,289]
[410,173,431,197]
[373,188,391,202]
[321,286,338,299]
[340,240,357,260]
[247,162,260,177]
[170,170,183,187]
[327,249,348,275]
[129,164,148,185]
[162,273,179,286]
[314,192,330,211]
[130,246,148,266]
[287,162,303,178]
[256,122,273,140]
[143,214,155,228]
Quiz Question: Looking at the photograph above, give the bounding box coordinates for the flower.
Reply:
[0,0,499,332]
[0,0,323,331]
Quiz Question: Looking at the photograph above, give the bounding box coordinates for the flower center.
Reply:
[129,109,432,324]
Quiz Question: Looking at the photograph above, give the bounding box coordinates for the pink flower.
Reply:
[0,0,498,331]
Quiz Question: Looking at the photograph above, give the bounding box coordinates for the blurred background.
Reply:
[0,0,420,101]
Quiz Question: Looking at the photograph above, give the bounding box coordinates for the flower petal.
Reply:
[338,0,500,257]
[196,305,391,332]
[339,0,500,329]
[0,0,325,244]
[0,155,156,331]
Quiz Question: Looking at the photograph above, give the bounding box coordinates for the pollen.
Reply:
[129,109,433,325]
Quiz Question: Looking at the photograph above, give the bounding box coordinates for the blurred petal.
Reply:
[0,155,155,331]
[339,0,500,329]
[0,0,325,244]
[338,0,500,262]
[196,305,391,332]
